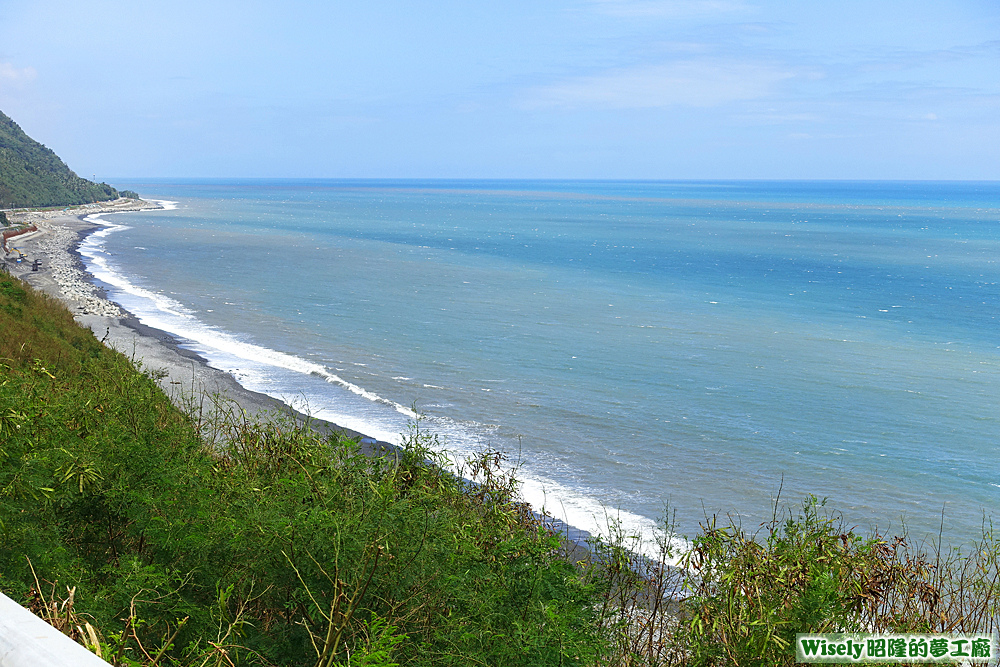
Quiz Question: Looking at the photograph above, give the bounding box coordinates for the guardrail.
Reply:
[0,591,111,667]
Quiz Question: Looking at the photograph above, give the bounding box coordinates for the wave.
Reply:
[81,221,417,418]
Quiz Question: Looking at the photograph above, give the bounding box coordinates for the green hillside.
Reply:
[0,110,119,209]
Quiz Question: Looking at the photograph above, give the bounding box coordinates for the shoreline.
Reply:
[2,201,605,566]
[3,201,397,452]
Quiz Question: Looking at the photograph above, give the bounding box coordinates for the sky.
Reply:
[0,0,998,180]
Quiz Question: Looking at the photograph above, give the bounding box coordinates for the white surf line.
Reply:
[79,202,421,423]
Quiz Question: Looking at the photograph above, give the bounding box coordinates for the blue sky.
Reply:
[1,0,997,180]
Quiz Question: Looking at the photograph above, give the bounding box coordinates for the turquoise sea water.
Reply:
[82,180,1000,545]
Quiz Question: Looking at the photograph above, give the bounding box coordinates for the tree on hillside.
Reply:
[0,110,121,208]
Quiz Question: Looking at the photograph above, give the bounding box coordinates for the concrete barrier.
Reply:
[0,591,111,667]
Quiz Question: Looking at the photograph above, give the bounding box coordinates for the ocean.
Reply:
[80,179,1000,548]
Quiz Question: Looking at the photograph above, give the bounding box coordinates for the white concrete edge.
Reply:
[0,591,111,667]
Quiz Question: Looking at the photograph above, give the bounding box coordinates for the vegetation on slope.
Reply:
[0,273,997,666]
[0,110,121,209]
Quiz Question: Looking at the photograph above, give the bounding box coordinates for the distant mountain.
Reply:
[0,110,121,209]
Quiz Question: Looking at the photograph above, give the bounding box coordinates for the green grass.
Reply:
[1,274,997,666]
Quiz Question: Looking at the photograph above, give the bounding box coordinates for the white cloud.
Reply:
[522,60,796,110]
[589,0,748,18]
[744,111,826,124]
[0,62,37,84]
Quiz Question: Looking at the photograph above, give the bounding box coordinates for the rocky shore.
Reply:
[8,218,125,317]
[4,197,165,226]
[2,200,302,419]
[3,199,166,317]
[2,198,397,445]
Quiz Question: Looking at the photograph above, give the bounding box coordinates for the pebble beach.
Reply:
[2,200,318,425]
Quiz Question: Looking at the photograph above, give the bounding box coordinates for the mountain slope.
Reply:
[0,110,119,209]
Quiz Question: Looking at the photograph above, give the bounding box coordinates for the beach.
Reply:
[2,201,378,442]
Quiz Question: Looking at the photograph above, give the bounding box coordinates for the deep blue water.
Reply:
[82,179,1000,546]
